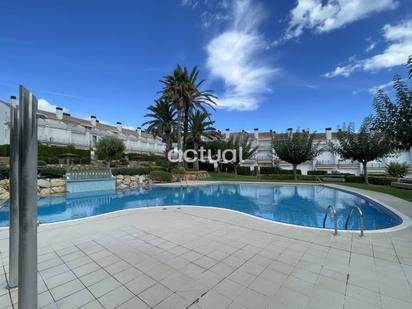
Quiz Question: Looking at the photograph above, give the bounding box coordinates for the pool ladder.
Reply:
[322,205,364,237]
[323,205,338,235]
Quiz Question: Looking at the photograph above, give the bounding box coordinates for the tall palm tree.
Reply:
[188,111,219,170]
[142,99,176,159]
[161,65,216,156]
[408,54,412,79]
[161,65,186,155]
[182,66,216,151]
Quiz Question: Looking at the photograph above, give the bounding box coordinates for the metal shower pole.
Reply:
[18,86,38,309]
[8,96,19,288]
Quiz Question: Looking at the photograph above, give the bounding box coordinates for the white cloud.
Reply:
[365,40,376,52]
[368,81,393,94]
[205,0,278,111]
[278,0,397,43]
[38,98,68,113]
[325,20,412,77]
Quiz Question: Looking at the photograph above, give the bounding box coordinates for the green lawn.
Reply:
[204,172,412,203]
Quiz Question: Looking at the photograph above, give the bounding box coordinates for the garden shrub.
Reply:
[37,160,47,167]
[386,162,409,178]
[199,162,215,172]
[171,166,186,174]
[220,163,235,173]
[0,167,9,179]
[259,167,301,175]
[345,175,397,185]
[111,167,151,176]
[236,166,255,175]
[38,167,66,178]
[307,170,328,175]
[0,145,10,157]
[149,170,173,182]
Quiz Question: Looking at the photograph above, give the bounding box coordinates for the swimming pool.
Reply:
[0,183,403,230]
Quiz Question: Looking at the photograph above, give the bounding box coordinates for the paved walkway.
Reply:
[0,183,411,308]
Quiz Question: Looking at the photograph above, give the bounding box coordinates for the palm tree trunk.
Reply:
[193,142,199,171]
[183,105,190,152]
[176,109,183,166]
[293,164,298,181]
[363,162,368,184]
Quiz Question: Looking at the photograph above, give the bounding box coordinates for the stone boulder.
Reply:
[50,179,65,187]
[38,179,51,188]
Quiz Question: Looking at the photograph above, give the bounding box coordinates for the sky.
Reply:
[0,0,411,133]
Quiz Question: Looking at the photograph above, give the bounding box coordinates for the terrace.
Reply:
[0,183,411,309]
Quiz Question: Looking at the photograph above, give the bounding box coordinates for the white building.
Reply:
[225,128,412,177]
[0,99,165,155]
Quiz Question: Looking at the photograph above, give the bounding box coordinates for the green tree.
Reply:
[96,135,125,167]
[372,60,412,151]
[330,119,392,184]
[272,131,320,181]
[188,111,219,170]
[142,99,176,159]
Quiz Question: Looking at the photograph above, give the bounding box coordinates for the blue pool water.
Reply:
[0,184,402,230]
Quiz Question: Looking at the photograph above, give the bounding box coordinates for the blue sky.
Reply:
[0,0,411,132]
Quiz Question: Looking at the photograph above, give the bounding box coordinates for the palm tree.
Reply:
[161,65,186,155]
[161,65,216,155]
[188,111,219,170]
[220,132,257,174]
[182,67,216,151]
[142,99,176,159]
[408,54,412,79]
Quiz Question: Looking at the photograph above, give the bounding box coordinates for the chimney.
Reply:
[136,127,141,136]
[90,115,96,127]
[56,107,63,120]
[10,96,16,107]
[116,122,122,132]
[287,128,293,138]
[225,128,230,139]
[325,127,332,140]
[254,128,259,139]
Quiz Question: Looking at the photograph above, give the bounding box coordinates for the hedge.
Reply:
[1,166,67,179]
[260,167,302,175]
[149,170,173,182]
[127,153,164,165]
[236,166,256,176]
[111,167,151,176]
[38,144,91,164]
[307,170,328,175]
[258,174,317,181]
[199,162,215,172]
[345,175,397,185]
[0,145,10,157]
[38,167,66,178]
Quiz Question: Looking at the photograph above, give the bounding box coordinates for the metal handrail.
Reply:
[345,206,364,237]
[322,205,338,235]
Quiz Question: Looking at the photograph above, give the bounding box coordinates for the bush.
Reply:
[258,174,294,180]
[236,166,256,175]
[199,162,215,172]
[151,166,166,171]
[307,170,328,175]
[111,167,151,176]
[220,163,235,173]
[128,153,164,165]
[149,170,173,182]
[259,167,302,175]
[0,145,10,157]
[38,144,90,164]
[386,162,409,178]
[0,167,9,179]
[38,167,66,178]
[345,175,397,185]
[37,160,47,167]
[171,166,186,174]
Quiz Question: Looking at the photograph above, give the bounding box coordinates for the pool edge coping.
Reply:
[0,181,410,234]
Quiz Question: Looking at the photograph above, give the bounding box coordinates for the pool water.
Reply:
[0,184,402,230]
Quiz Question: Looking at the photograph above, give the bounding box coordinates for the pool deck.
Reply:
[0,182,411,308]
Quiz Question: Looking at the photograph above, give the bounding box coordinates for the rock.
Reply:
[52,186,65,193]
[0,186,7,195]
[123,176,131,185]
[38,179,51,188]
[116,175,124,180]
[50,178,65,187]
[0,192,9,199]
[39,188,51,196]
[117,183,128,190]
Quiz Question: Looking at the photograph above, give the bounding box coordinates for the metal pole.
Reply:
[8,96,19,288]
[18,86,38,309]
